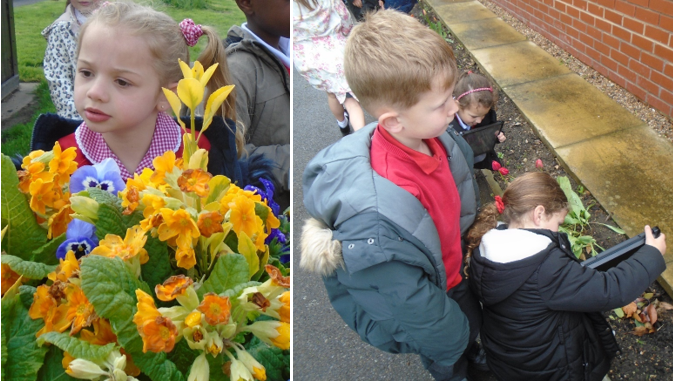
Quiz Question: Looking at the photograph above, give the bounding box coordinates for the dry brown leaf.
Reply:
[622,302,637,318]
[659,302,673,311]
[645,304,658,325]
[632,326,650,336]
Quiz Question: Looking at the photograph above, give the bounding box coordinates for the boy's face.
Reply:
[395,77,458,142]
[248,0,291,39]
[457,102,490,127]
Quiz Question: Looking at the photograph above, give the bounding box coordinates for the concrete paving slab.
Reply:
[659,266,673,301]
[472,41,572,88]
[424,0,471,7]
[428,1,497,24]
[554,126,673,238]
[448,17,526,50]
[504,73,644,148]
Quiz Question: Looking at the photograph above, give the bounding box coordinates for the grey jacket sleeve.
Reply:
[333,261,470,367]
[539,245,666,312]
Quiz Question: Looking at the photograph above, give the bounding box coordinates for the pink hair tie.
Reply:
[179,19,204,47]
[456,87,493,101]
[494,195,505,214]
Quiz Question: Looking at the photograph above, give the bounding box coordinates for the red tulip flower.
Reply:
[498,167,509,176]
[535,159,543,169]
[492,161,501,171]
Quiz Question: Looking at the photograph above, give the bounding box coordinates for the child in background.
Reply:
[449,71,506,170]
[42,0,102,119]
[466,172,667,381]
[301,10,483,381]
[225,0,291,209]
[56,2,243,181]
[293,0,365,136]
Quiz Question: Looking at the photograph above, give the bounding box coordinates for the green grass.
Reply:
[14,0,245,82]
[1,81,56,158]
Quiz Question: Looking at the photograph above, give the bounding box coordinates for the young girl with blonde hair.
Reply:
[48,1,247,182]
[465,172,667,380]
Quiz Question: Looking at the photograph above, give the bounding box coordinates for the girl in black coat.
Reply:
[465,172,667,381]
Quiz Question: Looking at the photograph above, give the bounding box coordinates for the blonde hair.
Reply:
[77,1,245,156]
[454,71,499,112]
[464,172,568,277]
[344,9,457,112]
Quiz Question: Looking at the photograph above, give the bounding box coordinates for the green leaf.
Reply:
[594,222,626,235]
[1,154,48,259]
[37,331,117,363]
[87,187,122,210]
[613,308,625,318]
[557,176,586,221]
[166,339,198,374]
[79,256,185,381]
[220,281,261,299]
[140,235,172,299]
[30,233,65,265]
[245,337,289,381]
[198,254,250,298]
[2,321,7,380]
[1,285,49,381]
[1,254,57,279]
[36,346,79,381]
[94,203,126,239]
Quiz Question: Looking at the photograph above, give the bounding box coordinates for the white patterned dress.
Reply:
[292,0,355,104]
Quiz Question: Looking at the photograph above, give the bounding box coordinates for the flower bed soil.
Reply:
[410,2,673,379]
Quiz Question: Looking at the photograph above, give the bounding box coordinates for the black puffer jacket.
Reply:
[469,226,666,381]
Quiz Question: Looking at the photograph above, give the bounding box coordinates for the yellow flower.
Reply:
[140,193,166,218]
[133,289,162,329]
[162,88,186,130]
[1,264,22,296]
[120,186,141,215]
[22,149,46,169]
[29,284,56,320]
[177,169,212,197]
[184,311,202,328]
[48,204,74,239]
[65,285,95,335]
[229,357,254,381]
[151,151,176,184]
[234,346,267,381]
[29,176,58,215]
[201,85,235,138]
[17,162,49,194]
[80,318,118,346]
[197,210,224,238]
[48,250,80,283]
[219,184,262,215]
[278,291,290,323]
[229,195,263,238]
[35,302,71,337]
[90,227,149,264]
[48,141,78,180]
[175,246,197,269]
[157,208,200,251]
[139,316,179,353]
[245,321,290,350]
[187,352,209,381]
[155,275,194,301]
[197,293,231,326]
[139,213,164,233]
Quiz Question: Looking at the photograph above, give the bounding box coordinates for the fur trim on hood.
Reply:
[300,218,344,276]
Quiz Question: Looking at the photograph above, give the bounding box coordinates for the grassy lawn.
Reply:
[4,0,245,158]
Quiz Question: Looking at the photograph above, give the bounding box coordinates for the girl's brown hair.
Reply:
[454,71,498,112]
[77,1,245,156]
[463,172,568,276]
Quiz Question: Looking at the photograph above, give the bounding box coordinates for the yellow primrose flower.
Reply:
[29,284,56,320]
[29,176,58,215]
[197,293,231,326]
[140,193,166,218]
[184,311,202,328]
[1,264,21,296]
[229,195,263,239]
[48,250,80,283]
[245,321,290,350]
[48,142,78,180]
[219,184,262,215]
[197,210,224,237]
[229,357,255,381]
[155,275,194,301]
[65,285,95,335]
[151,151,177,184]
[48,204,74,239]
[177,169,212,197]
[120,186,141,215]
[35,302,71,337]
[278,291,290,323]
[139,316,179,353]
[90,227,149,264]
[187,352,209,381]
[17,162,49,194]
[69,196,100,224]
[21,149,46,169]
[157,208,200,251]
[175,245,197,270]
[139,213,164,233]
[234,346,267,381]
[133,289,162,329]
[79,318,118,346]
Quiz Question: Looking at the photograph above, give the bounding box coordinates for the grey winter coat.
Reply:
[225,26,290,197]
[469,226,666,381]
[301,123,480,369]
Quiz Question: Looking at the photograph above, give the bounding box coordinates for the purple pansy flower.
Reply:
[70,158,125,195]
[56,219,99,260]
[244,178,280,216]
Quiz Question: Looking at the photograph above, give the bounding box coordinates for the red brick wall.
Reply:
[489,0,673,119]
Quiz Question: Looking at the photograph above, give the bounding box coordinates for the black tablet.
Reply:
[460,121,504,156]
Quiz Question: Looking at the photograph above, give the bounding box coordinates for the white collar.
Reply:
[241,23,290,68]
[455,113,471,131]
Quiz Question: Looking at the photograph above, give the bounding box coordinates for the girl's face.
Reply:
[74,24,168,138]
[457,101,490,127]
[539,209,568,232]
[70,0,102,16]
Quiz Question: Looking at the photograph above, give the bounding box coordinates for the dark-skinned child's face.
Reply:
[241,0,290,47]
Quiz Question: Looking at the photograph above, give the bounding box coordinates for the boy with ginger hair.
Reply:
[300,10,482,381]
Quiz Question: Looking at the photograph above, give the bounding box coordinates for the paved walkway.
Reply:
[427,0,673,297]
